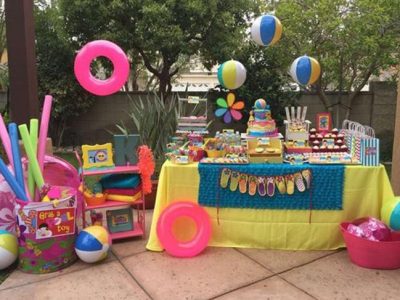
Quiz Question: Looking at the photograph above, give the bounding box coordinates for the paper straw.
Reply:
[291,107,295,121]
[28,119,39,198]
[19,124,45,189]
[296,107,301,121]
[0,157,27,201]
[301,106,308,122]
[38,95,52,172]
[0,114,13,166]
[8,123,26,198]
[285,107,291,122]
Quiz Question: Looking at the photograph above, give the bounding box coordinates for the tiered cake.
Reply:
[247,99,278,137]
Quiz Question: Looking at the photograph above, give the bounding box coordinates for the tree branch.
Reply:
[136,48,161,77]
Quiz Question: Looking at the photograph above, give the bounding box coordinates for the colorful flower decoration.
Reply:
[215,92,245,123]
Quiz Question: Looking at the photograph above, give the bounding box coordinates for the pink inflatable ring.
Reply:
[74,40,129,96]
[157,201,211,258]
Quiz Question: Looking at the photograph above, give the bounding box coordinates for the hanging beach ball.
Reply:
[254,99,267,109]
[290,55,321,85]
[0,230,18,270]
[251,15,282,47]
[217,60,247,90]
[75,226,110,263]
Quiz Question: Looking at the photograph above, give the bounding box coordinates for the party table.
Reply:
[146,161,394,251]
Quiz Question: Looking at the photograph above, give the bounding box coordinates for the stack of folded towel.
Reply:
[100,174,142,202]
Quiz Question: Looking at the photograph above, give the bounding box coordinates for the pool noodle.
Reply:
[8,123,26,199]
[38,95,52,172]
[0,114,13,167]
[0,155,27,201]
[28,119,39,198]
[19,124,45,189]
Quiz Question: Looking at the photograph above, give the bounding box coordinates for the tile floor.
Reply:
[1,210,400,300]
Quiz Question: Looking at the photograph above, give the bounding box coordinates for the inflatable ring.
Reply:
[74,40,130,96]
[157,201,211,258]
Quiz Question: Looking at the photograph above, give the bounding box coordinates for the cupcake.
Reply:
[317,134,323,138]
[313,140,320,145]
[332,128,339,134]
[310,128,317,133]
[310,134,316,139]
[337,133,344,138]
[336,139,343,145]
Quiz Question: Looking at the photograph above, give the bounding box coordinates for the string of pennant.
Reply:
[219,167,312,197]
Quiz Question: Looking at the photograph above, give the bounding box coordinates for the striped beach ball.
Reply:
[75,226,110,263]
[290,55,321,85]
[251,15,282,47]
[0,230,18,270]
[254,98,267,109]
[217,60,247,90]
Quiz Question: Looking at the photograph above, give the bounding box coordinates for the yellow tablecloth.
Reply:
[146,161,394,251]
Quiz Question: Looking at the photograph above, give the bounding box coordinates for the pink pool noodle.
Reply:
[0,114,13,167]
[38,95,53,172]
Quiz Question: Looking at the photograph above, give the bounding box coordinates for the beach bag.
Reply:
[15,186,78,274]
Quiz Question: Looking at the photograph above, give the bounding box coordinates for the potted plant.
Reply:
[114,92,178,209]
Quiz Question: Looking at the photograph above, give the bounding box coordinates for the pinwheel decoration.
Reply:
[215,92,245,124]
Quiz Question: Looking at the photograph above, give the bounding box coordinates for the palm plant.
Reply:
[116,92,178,175]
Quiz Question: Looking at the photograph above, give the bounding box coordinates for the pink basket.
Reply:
[340,218,400,269]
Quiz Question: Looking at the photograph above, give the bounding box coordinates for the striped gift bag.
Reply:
[360,137,380,166]
[340,120,365,160]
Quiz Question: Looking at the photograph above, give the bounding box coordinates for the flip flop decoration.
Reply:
[215,92,245,124]
[219,168,312,197]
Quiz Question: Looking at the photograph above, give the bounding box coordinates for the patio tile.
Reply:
[121,247,272,300]
[237,248,337,273]
[111,210,153,259]
[0,261,149,300]
[214,276,314,300]
[281,251,400,300]
[0,252,116,290]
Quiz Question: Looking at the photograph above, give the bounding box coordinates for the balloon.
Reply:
[290,55,321,85]
[157,201,211,258]
[217,60,247,90]
[251,15,282,46]
[74,40,130,96]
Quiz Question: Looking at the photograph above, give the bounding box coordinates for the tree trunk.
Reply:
[158,67,172,102]
[344,92,356,120]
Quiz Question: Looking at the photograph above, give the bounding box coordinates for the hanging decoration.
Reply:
[219,167,311,197]
[215,92,245,124]
[251,15,282,47]
[290,55,321,85]
[217,60,247,90]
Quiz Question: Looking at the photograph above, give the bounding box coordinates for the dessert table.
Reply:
[146,161,394,251]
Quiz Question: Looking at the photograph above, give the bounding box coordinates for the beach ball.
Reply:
[254,99,267,109]
[0,230,18,270]
[251,15,282,46]
[290,55,321,85]
[75,226,110,263]
[217,60,247,90]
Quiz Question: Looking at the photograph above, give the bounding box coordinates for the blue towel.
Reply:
[100,174,141,189]
[198,163,345,210]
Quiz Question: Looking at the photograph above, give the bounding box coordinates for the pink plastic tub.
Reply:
[340,218,400,269]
